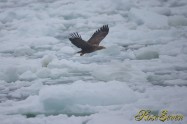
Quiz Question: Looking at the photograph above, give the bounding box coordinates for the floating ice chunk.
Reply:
[36,68,51,78]
[3,67,19,83]
[128,8,169,29]
[99,45,121,56]
[0,95,43,115]
[0,72,6,82]
[0,11,17,24]
[29,37,59,48]
[122,50,136,60]
[39,81,137,114]
[136,51,159,60]
[113,0,132,11]
[91,61,134,82]
[152,7,171,16]
[13,46,34,57]
[159,40,185,56]
[19,71,37,81]
[41,55,55,67]
[37,0,54,3]
[168,15,187,26]
[169,0,186,7]
[59,46,75,54]
[87,112,132,124]
[128,9,144,25]
[50,68,68,80]
[8,81,43,100]
[163,79,187,86]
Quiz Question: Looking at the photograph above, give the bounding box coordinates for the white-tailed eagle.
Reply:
[69,25,109,56]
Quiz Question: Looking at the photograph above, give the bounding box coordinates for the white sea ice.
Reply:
[152,7,171,16]
[0,0,187,124]
[39,81,138,114]
[13,46,34,57]
[3,67,19,83]
[36,68,51,78]
[19,71,37,81]
[135,51,159,60]
[168,15,187,26]
[41,55,55,67]
[128,8,169,29]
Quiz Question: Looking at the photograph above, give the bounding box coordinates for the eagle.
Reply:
[69,25,109,56]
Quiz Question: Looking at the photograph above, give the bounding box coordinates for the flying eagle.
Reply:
[69,25,109,56]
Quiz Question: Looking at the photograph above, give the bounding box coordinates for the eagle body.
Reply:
[77,45,106,56]
[69,25,109,56]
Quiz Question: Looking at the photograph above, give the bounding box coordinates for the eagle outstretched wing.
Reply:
[69,32,92,50]
[88,25,109,45]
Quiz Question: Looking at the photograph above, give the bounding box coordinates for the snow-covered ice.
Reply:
[0,0,187,124]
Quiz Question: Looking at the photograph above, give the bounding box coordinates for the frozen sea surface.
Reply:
[0,0,187,124]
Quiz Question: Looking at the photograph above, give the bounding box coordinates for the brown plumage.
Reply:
[69,25,109,56]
